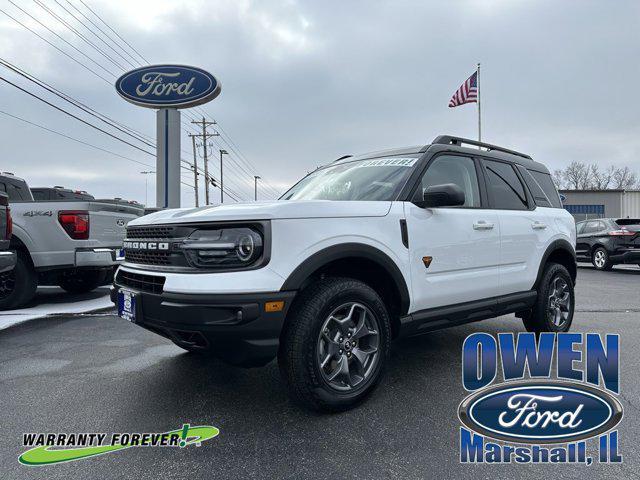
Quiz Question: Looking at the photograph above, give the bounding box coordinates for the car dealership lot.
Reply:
[1,267,639,479]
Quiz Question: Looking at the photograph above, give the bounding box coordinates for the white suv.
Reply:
[112,135,577,411]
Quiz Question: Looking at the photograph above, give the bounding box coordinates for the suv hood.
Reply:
[129,200,392,225]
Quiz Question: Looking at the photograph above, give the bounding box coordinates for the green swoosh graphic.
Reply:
[19,426,219,466]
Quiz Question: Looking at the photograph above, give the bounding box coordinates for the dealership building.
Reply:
[560,189,640,220]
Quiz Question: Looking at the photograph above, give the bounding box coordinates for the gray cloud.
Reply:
[1,0,638,206]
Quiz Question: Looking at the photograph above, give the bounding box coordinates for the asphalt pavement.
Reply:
[1,265,639,479]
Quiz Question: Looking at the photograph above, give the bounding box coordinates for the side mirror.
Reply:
[414,183,465,208]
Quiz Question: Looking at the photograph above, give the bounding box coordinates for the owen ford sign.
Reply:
[115,65,221,109]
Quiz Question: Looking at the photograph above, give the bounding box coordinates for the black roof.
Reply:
[333,135,549,173]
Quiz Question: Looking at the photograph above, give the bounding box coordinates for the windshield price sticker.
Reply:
[357,158,417,168]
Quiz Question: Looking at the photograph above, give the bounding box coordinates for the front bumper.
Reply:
[0,250,16,273]
[610,250,640,264]
[111,283,296,367]
[76,247,123,267]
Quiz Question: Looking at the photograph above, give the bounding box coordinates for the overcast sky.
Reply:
[1,0,639,206]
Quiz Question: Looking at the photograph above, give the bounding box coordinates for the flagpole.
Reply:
[477,62,481,142]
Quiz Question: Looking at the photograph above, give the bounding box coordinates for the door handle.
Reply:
[532,221,547,230]
[473,221,494,230]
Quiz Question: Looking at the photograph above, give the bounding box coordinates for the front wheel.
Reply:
[592,247,613,271]
[278,277,391,412]
[523,262,575,333]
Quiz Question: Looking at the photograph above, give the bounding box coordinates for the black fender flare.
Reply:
[280,243,411,315]
[534,239,577,288]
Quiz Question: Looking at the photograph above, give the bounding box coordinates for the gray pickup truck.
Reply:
[0,173,144,309]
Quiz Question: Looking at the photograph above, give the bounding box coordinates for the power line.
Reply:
[65,0,142,67]
[77,0,149,64]
[32,0,127,71]
[0,109,152,167]
[0,74,156,156]
[0,7,113,84]
[0,58,155,148]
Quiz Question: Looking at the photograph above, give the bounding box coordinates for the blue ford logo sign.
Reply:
[115,65,221,109]
[458,381,623,443]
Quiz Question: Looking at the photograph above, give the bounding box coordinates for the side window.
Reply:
[32,189,46,200]
[583,221,600,234]
[518,166,551,207]
[529,170,562,208]
[413,155,480,207]
[0,183,6,193]
[483,159,528,210]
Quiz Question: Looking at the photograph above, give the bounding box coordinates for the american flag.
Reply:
[448,71,478,107]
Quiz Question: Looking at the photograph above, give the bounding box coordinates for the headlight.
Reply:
[181,227,263,269]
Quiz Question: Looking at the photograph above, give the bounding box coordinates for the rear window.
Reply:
[615,219,640,231]
[528,170,562,208]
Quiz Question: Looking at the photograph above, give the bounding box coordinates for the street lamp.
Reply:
[219,150,228,203]
[140,171,155,206]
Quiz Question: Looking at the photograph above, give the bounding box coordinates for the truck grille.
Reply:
[116,270,165,294]
[126,226,177,239]
[124,225,191,267]
[124,250,171,266]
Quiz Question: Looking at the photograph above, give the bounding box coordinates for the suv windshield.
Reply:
[281,156,418,201]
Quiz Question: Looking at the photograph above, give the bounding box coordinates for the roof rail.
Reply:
[429,135,532,160]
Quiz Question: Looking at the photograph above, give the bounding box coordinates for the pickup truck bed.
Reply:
[0,173,143,309]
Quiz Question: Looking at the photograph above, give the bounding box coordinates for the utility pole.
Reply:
[190,135,199,207]
[254,175,260,201]
[140,170,155,206]
[190,117,219,205]
[219,150,228,203]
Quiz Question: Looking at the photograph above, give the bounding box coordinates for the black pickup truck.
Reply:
[0,191,16,299]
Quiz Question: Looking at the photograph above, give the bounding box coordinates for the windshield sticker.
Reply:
[357,158,417,168]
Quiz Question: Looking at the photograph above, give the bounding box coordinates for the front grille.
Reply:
[124,250,171,266]
[116,270,165,294]
[126,226,177,239]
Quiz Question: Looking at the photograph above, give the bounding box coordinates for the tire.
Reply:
[58,270,107,294]
[278,277,391,412]
[0,250,38,310]
[592,247,613,271]
[522,262,575,333]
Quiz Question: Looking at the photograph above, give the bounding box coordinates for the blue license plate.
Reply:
[118,290,136,322]
[116,248,125,260]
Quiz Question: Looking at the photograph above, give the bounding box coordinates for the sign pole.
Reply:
[156,108,181,208]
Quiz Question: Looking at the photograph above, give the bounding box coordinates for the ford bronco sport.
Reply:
[112,135,577,411]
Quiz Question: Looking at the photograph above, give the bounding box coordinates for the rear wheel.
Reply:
[523,262,574,333]
[58,270,107,294]
[278,277,391,412]
[0,251,38,310]
[592,247,613,271]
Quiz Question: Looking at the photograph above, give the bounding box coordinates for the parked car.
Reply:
[0,173,144,310]
[576,218,640,270]
[31,186,95,201]
[0,191,16,273]
[112,135,577,411]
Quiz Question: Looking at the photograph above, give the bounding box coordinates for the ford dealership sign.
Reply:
[458,381,623,444]
[115,65,221,109]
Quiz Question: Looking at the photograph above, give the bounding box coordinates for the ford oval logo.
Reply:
[458,381,623,443]
[115,65,221,109]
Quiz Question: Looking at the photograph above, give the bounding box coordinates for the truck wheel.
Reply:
[278,277,391,412]
[58,270,107,294]
[0,251,38,310]
[522,263,574,333]
[592,247,613,271]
